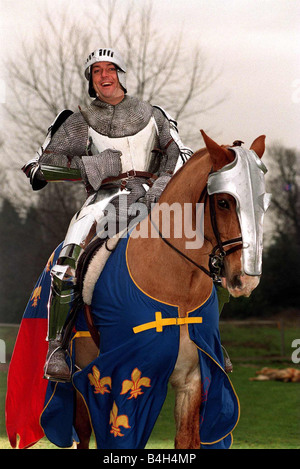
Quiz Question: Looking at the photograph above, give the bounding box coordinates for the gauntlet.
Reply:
[144,174,172,210]
[82,149,122,191]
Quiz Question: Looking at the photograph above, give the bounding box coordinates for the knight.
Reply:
[22,47,192,382]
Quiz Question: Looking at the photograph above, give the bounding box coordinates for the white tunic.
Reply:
[88,117,159,173]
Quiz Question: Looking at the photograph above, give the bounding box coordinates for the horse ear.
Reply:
[250,135,266,159]
[200,130,234,171]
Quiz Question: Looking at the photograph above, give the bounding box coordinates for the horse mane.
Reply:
[160,147,209,201]
[173,147,208,179]
[163,139,236,199]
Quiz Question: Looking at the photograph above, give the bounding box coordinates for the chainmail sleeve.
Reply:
[152,107,180,176]
[39,112,88,173]
[142,107,183,209]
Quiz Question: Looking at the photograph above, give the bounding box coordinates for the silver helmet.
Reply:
[84,48,127,96]
[207,146,271,276]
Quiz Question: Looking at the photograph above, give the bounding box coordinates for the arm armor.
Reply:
[22,109,74,190]
[40,164,82,182]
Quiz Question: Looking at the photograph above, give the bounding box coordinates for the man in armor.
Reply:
[22,48,192,382]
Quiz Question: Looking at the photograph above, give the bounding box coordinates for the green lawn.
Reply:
[1,323,299,450]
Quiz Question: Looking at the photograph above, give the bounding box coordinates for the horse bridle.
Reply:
[207,190,243,279]
[150,186,243,282]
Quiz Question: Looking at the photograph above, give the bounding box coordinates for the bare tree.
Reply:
[4,9,91,156]
[4,0,222,159]
[2,0,224,219]
[267,143,300,243]
[0,133,9,202]
[88,1,223,134]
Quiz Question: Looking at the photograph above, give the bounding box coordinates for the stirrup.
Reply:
[222,345,233,373]
[43,346,72,383]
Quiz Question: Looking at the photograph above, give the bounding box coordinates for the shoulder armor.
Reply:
[38,109,74,157]
[153,105,178,128]
[49,109,73,137]
[153,106,193,165]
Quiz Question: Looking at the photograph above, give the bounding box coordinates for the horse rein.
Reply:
[150,186,243,282]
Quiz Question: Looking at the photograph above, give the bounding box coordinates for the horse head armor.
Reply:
[207,145,271,276]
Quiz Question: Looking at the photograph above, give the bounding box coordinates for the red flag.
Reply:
[6,318,48,448]
[5,246,61,449]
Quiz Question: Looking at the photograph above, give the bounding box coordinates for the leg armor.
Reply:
[44,210,99,381]
[48,244,82,341]
[44,244,84,382]
[44,189,122,381]
[48,210,99,334]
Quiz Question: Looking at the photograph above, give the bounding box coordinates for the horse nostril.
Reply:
[231,275,243,289]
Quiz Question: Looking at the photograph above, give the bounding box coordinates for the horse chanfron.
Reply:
[207,192,261,298]
[202,130,271,298]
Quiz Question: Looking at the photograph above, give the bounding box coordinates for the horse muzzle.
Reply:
[221,274,260,298]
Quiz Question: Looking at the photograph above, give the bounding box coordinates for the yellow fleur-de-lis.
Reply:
[88,366,111,394]
[121,367,151,399]
[31,286,42,307]
[46,251,55,272]
[109,402,131,437]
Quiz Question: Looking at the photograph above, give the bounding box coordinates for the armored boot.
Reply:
[44,244,82,382]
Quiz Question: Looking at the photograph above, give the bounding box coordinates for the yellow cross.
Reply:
[133,311,203,334]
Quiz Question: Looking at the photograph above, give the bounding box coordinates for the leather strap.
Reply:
[102,170,157,186]
[84,304,100,348]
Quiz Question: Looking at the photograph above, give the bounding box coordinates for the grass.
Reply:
[1,322,299,450]
[219,320,295,360]
[226,365,300,449]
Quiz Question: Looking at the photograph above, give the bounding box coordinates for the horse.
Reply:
[71,130,268,449]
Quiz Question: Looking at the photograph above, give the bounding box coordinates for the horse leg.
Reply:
[74,392,92,449]
[172,369,201,449]
[170,329,201,449]
[74,336,99,449]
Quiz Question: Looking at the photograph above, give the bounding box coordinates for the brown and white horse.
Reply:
[74,131,266,449]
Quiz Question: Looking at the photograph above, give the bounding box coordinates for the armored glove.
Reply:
[105,178,148,229]
[22,161,48,190]
[144,174,172,210]
[125,178,148,202]
[82,149,122,191]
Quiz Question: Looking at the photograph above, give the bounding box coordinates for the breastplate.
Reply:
[87,117,159,173]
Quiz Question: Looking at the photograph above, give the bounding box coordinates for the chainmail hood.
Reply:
[80,96,153,138]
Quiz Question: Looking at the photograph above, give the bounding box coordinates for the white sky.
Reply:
[0,0,299,151]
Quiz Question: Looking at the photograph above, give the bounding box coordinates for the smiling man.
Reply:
[90,61,125,104]
[22,47,192,381]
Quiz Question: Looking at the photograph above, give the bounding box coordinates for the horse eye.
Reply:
[217,199,230,209]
